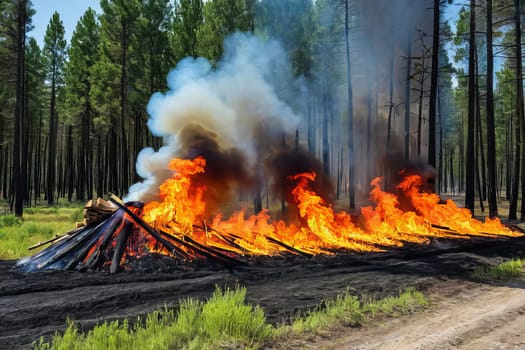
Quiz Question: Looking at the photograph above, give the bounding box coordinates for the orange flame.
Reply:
[141,157,521,258]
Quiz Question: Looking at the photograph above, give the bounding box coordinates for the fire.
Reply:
[141,157,521,258]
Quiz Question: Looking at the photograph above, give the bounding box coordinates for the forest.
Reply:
[0,0,524,222]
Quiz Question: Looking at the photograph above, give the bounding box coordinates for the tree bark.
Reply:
[516,0,525,221]
[465,0,476,212]
[345,0,355,209]
[404,25,413,161]
[13,0,26,216]
[120,20,129,196]
[428,0,440,168]
[486,0,498,217]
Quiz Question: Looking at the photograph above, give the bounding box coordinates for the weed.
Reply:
[472,258,523,280]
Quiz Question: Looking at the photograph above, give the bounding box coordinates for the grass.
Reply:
[471,258,524,281]
[0,204,83,259]
[33,286,428,350]
[34,286,272,350]
[278,288,427,337]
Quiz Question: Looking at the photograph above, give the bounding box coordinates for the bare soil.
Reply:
[282,280,525,350]
[2,235,525,349]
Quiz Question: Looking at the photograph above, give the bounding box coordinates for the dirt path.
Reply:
[328,280,525,350]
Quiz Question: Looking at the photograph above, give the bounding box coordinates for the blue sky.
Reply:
[31,0,101,47]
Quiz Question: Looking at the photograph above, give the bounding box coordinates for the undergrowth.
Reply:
[33,286,428,350]
[471,258,523,281]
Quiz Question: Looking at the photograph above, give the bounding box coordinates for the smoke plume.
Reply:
[126,33,327,211]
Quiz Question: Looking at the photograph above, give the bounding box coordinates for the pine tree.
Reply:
[43,11,66,205]
[63,8,100,201]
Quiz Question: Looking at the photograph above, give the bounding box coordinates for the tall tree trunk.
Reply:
[506,112,512,200]
[417,55,426,157]
[46,69,57,205]
[97,135,104,198]
[120,21,129,196]
[109,128,118,194]
[459,113,465,193]
[387,21,395,152]
[345,0,355,209]
[366,70,372,182]
[65,125,74,201]
[509,121,520,219]
[428,0,440,168]
[516,0,525,221]
[465,0,476,212]
[34,110,42,203]
[404,26,413,161]
[486,0,498,217]
[475,99,485,212]
[322,75,329,177]
[475,62,486,201]
[450,150,455,194]
[13,0,26,216]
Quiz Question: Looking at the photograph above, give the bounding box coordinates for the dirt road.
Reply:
[327,280,525,350]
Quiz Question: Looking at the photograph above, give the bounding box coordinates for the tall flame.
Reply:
[141,157,521,257]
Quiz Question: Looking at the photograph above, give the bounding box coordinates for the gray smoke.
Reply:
[125,33,301,203]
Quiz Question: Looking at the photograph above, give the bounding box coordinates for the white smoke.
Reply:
[125,32,301,202]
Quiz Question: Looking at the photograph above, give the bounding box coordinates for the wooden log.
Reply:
[108,196,189,260]
[110,222,132,273]
[158,230,247,267]
[265,236,313,258]
[77,212,125,271]
[28,226,84,251]
[35,213,118,270]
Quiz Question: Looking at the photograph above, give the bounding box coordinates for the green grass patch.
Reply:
[0,205,83,259]
[34,286,272,350]
[279,288,427,337]
[34,286,428,350]
[471,258,523,281]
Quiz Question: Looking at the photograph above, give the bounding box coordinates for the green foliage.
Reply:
[173,0,203,59]
[471,258,523,280]
[63,8,100,120]
[43,12,67,85]
[197,0,254,61]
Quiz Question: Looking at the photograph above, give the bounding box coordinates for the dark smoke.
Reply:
[177,123,252,215]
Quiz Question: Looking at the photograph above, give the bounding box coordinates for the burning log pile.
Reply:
[16,157,523,274]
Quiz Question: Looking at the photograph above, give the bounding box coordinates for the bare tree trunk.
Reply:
[386,25,395,151]
[486,0,498,217]
[120,21,129,196]
[417,54,425,157]
[428,0,440,167]
[465,0,476,212]
[475,67,486,201]
[34,110,42,204]
[65,125,74,201]
[459,113,465,193]
[13,0,26,216]
[345,0,355,209]
[475,100,485,212]
[509,122,520,219]
[404,27,413,161]
[516,0,525,221]
[449,149,455,195]
[506,112,512,200]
